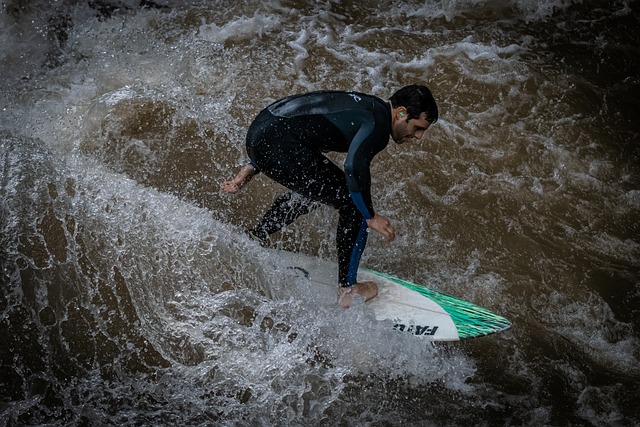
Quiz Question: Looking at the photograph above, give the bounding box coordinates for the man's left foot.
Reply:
[337,281,378,308]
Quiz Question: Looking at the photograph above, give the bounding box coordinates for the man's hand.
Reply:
[366,214,395,241]
[221,180,242,193]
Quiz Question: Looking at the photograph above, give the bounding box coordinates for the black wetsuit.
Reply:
[245,91,392,287]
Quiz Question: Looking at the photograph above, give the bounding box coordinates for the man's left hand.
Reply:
[366,214,396,241]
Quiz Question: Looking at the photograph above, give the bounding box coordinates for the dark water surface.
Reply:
[1,0,639,425]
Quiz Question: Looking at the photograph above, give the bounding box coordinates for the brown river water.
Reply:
[1,0,639,425]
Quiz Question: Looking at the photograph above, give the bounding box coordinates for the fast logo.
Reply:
[393,324,439,336]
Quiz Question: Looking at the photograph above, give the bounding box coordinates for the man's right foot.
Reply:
[337,281,379,308]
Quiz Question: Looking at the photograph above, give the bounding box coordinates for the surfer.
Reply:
[222,85,438,307]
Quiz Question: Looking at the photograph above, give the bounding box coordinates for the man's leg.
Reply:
[250,140,368,286]
[335,207,378,307]
[250,191,318,242]
[246,118,377,303]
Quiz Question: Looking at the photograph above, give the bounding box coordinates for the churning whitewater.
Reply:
[1,0,639,425]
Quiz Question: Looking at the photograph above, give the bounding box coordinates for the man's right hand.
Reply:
[366,214,396,241]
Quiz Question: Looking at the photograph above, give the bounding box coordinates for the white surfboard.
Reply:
[274,249,511,341]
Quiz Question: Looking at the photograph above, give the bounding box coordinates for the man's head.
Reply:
[389,85,438,144]
[390,85,438,123]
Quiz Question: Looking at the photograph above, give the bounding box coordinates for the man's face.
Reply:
[391,111,431,144]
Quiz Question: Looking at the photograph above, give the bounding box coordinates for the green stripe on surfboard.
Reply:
[365,269,512,339]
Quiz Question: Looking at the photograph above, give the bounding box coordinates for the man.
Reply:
[222,85,438,307]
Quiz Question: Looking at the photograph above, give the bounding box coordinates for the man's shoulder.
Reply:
[282,90,382,104]
[269,90,384,116]
[308,90,383,105]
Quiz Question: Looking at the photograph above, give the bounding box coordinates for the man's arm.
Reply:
[343,117,396,241]
[344,118,377,217]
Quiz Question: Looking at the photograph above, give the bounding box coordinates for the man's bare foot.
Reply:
[337,281,379,308]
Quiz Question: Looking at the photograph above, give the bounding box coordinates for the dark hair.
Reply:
[389,85,438,123]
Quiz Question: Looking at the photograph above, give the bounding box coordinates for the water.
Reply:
[1,0,638,425]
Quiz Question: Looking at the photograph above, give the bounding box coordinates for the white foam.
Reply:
[101,86,139,106]
[198,12,281,43]
[404,0,581,22]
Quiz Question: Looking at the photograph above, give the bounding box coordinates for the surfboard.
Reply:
[275,250,511,341]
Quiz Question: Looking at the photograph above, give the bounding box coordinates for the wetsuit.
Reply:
[245,91,392,287]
